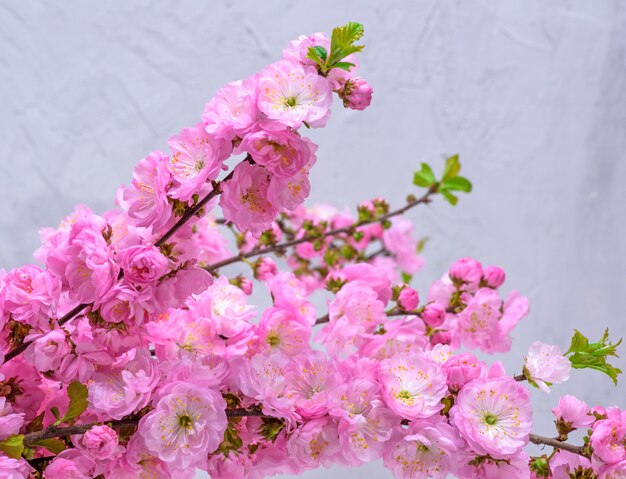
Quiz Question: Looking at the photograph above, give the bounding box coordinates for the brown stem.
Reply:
[529,433,587,457]
[4,160,247,364]
[23,407,266,446]
[204,185,438,273]
[314,309,423,326]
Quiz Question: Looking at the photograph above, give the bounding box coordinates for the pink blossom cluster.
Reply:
[0,24,623,479]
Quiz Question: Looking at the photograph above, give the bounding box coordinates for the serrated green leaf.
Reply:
[439,176,473,193]
[566,329,622,385]
[0,435,24,459]
[441,154,461,181]
[57,381,88,426]
[413,163,437,187]
[329,22,365,66]
[440,190,459,206]
[30,438,66,454]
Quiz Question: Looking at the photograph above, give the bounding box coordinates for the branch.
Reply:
[204,185,438,273]
[314,310,422,326]
[5,160,247,364]
[23,407,266,446]
[529,433,587,457]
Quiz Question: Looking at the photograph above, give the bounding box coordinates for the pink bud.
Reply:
[398,287,419,311]
[449,257,483,284]
[81,425,119,460]
[430,330,451,346]
[239,278,253,296]
[552,395,594,429]
[422,302,446,328]
[443,353,486,392]
[254,257,277,281]
[483,265,506,288]
[341,77,373,111]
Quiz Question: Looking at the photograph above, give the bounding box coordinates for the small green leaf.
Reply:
[328,22,365,66]
[30,438,66,454]
[441,154,461,181]
[0,435,24,459]
[50,407,60,421]
[331,61,356,71]
[440,190,459,206]
[416,237,429,253]
[566,329,623,385]
[413,163,437,187]
[439,176,473,193]
[56,381,88,426]
[306,45,328,67]
[401,272,413,284]
[311,45,327,62]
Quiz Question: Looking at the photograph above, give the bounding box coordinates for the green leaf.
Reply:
[440,190,459,206]
[401,272,413,284]
[328,22,365,66]
[416,237,429,253]
[331,61,356,71]
[413,163,437,187]
[0,435,24,459]
[566,329,623,385]
[439,176,473,193]
[30,438,66,454]
[306,45,328,67]
[441,154,461,181]
[56,381,88,426]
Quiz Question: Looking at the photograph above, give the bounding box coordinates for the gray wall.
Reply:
[1,1,625,477]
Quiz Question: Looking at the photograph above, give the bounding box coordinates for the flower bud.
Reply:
[483,265,506,288]
[81,425,119,460]
[449,257,483,284]
[340,77,373,111]
[398,287,419,311]
[253,257,277,281]
[325,271,348,294]
[422,302,446,328]
[430,330,451,346]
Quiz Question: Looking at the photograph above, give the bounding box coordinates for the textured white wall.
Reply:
[1,1,625,478]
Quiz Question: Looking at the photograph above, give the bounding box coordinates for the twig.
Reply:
[204,185,438,273]
[529,433,587,457]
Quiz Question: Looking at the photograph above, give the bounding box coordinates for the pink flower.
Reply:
[98,282,156,325]
[422,302,446,328]
[451,377,532,458]
[598,460,626,479]
[79,425,121,461]
[258,307,311,356]
[443,353,487,393]
[286,417,341,469]
[552,395,595,429]
[89,348,160,420]
[397,287,419,311]
[379,353,447,420]
[220,162,277,235]
[46,217,119,304]
[482,265,506,288]
[524,341,571,392]
[0,358,45,421]
[591,418,625,464]
[167,124,229,201]
[106,434,171,479]
[549,450,592,479]
[1,265,61,328]
[44,449,95,479]
[382,218,424,275]
[358,317,428,360]
[202,77,259,141]
[328,378,396,465]
[254,257,278,281]
[0,456,32,479]
[267,167,313,212]
[117,244,169,285]
[239,128,316,178]
[257,60,332,129]
[383,418,464,479]
[449,257,483,285]
[24,328,70,372]
[0,397,24,440]
[340,77,373,111]
[139,381,227,469]
[121,151,173,232]
[458,450,530,478]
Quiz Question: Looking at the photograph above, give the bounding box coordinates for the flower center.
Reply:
[285,96,297,107]
[178,414,193,429]
[267,333,281,347]
[484,413,498,426]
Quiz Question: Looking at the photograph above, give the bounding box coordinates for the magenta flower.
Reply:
[258,60,332,129]
[139,381,227,469]
[451,377,532,458]
[79,425,121,461]
[591,418,625,465]
[117,244,169,285]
